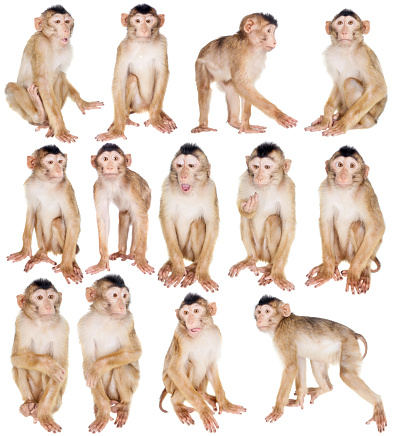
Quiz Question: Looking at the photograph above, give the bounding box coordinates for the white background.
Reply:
[1,0,393,435]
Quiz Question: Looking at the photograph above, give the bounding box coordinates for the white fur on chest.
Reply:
[324,46,361,84]
[99,179,134,213]
[245,50,266,82]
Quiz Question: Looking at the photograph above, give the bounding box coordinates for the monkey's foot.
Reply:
[110,401,129,428]
[218,400,246,415]
[307,387,331,404]
[132,257,155,275]
[238,124,267,134]
[174,404,195,426]
[158,261,172,282]
[24,252,57,272]
[181,263,198,287]
[95,127,127,142]
[27,84,46,123]
[7,249,32,263]
[286,396,304,409]
[202,393,218,412]
[85,260,110,275]
[276,112,298,129]
[259,272,295,292]
[126,118,139,127]
[164,269,186,288]
[199,407,219,432]
[109,251,130,261]
[19,401,38,417]
[197,274,219,293]
[265,407,284,423]
[53,128,78,143]
[305,264,336,288]
[53,261,83,284]
[144,117,175,134]
[191,125,217,133]
[36,414,62,433]
[366,404,387,433]
[322,119,348,137]
[343,269,370,294]
[35,122,54,139]
[88,413,110,433]
[77,100,104,114]
[229,258,257,278]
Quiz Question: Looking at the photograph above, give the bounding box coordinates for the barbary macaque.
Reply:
[255,295,387,432]
[12,279,68,433]
[86,143,154,276]
[229,143,295,291]
[192,13,297,134]
[78,275,141,432]
[7,145,82,284]
[160,293,246,432]
[96,4,176,141]
[305,9,387,136]
[158,144,219,292]
[306,146,384,294]
[5,5,103,143]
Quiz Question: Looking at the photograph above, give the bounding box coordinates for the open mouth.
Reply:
[61,38,68,44]
[190,328,201,333]
[181,184,191,192]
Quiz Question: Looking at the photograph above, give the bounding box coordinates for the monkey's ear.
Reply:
[325,159,330,174]
[91,155,97,169]
[362,20,370,35]
[175,309,180,320]
[58,292,63,305]
[245,156,250,165]
[325,21,332,35]
[121,13,129,27]
[284,159,292,174]
[125,154,132,167]
[86,287,96,303]
[34,17,43,32]
[364,165,370,179]
[209,302,217,316]
[158,14,165,27]
[27,156,36,170]
[281,303,291,317]
[17,294,25,309]
[244,18,255,34]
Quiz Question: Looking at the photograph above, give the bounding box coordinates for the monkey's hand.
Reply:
[271,273,295,292]
[238,123,267,134]
[197,273,219,293]
[53,262,83,284]
[36,414,62,433]
[85,362,103,389]
[111,401,130,428]
[77,99,104,114]
[344,268,365,295]
[174,404,195,426]
[47,360,66,384]
[24,252,57,272]
[275,111,298,129]
[198,406,219,433]
[218,400,246,415]
[366,404,387,433]
[7,248,32,263]
[132,256,155,275]
[305,265,335,288]
[164,268,186,288]
[228,257,257,278]
[158,261,172,282]
[145,117,175,134]
[85,259,110,275]
[241,193,259,216]
[191,125,218,134]
[322,118,349,136]
[95,127,127,142]
[54,127,78,143]
[265,406,284,423]
[342,268,371,294]
[88,411,111,434]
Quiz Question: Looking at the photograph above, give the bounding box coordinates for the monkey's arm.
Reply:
[305,84,341,132]
[237,193,259,219]
[7,207,35,262]
[148,50,169,125]
[60,72,103,114]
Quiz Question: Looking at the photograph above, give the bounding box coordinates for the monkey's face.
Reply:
[96,151,128,179]
[130,13,159,39]
[249,22,276,51]
[103,286,130,316]
[248,156,277,186]
[255,304,284,333]
[173,154,201,194]
[177,302,216,337]
[39,153,66,182]
[328,16,362,45]
[43,13,74,46]
[331,156,363,188]
[29,288,61,318]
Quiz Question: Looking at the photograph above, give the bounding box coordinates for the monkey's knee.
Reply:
[357,114,377,129]
[126,74,139,89]
[266,215,282,228]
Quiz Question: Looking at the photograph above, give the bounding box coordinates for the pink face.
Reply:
[246,20,276,51]
[331,156,359,188]
[31,289,59,317]
[178,303,206,337]
[173,154,200,194]
[331,15,360,43]
[248,157,276,186]
[131,13,158,38]
[104,287,129,315]
[42,153,65,182]
[95,151,130,179]
[47,13,73,46]
[255,304,275,332]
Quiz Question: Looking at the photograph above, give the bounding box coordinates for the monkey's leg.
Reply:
[35,379,63,433]
[124,74,142,127]
[287,357,306,408]
[5,82,43,125]
[191,63,217,133]
[340,353,387,432]
[307,361,333,403]
[181,220,205,287]
[14,369,38,418]
[239,98,267,134]
[89,381,112,433]
[86,205,111,275]
[221,81,241,128]
[127,212,154,274]
[198,377,217,412]
[110,211,132,261]
[171,390,196,426]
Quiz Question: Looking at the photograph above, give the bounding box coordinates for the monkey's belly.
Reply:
[297,337,341,365]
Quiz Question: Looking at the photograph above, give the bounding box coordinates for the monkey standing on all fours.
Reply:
[254,295,387,432]
[192,12,297,134]
[305,9,387,136]
[5,5,103,143]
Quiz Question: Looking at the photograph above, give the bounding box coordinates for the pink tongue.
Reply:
[191,328,200,333]
[182,184,190,191]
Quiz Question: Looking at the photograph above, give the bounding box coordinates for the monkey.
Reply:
[78,275,141,433]
[5,5,103,143]
[255,295,387,432]
[191,13,297,134]
[11,278,68,433]
[305,9,387,136]
[7,145,82,284]
[306,146,384,294]
[95,4,176,141]
[158,144,219,292]
[229,143,296,291]
[160,293,246,432]
[86,143,154,276]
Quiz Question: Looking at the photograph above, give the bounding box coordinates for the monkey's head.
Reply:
[170,144,211,195]
[176,293,217,338]
[239,13,277,51]
[35,5,74,46]
[255,295,291,334]
[17,278,62,320]
[86,274,130,317]
[326,146,369,189]
[122,4,164,40]
[246,142,291,187]
[28,145,67,183]
[326,9,369,46]
[91,143,132,180]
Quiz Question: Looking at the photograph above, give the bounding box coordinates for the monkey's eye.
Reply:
[136,19,140,23]
[256,310,261,315]
[183,310,189,315]
[348,20,353,25]
[176,164,182,168]
[350,163,355,168]
[37,295,43,300]
[112,293,118,298]
[48,294,54,299]
[123,293,127,298]
[189,164,195,168]
[58,159,63,164]
[337,162,343,168]
[146,19,151,23]
[194,309,199,313]
[55,20,61,24]
[253,165,259,169]
[48,160,54,164]
[264,165,271,169]
[103,157,108,161]
[337,20,343,25]
[114,157,118,161]
[65,20,70,23]
[265,309,270,314]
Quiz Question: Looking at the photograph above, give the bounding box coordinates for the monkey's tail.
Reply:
[159,388,168,413]
[371,256,381,273]
[356,334,368,359]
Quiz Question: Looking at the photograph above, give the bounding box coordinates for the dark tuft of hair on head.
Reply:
[255,142,282,158]
[43,5,71,15]
[132,4,154,14]
[260,13,278,27]
[97,143,124,155]
[182,293,205,306]
[30,278,55,291]
[333,9,359,21]
[40,145,64,156]
[102,274,127,289]
[256,295,280,308]
[179,143,203,156]
[338,145,358,157]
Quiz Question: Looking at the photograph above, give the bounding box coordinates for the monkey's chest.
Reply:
[326,50,361,83]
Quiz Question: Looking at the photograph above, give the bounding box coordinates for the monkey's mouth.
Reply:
[60,38,69,45]
[190,328,201,334]
[181,184,191,192]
